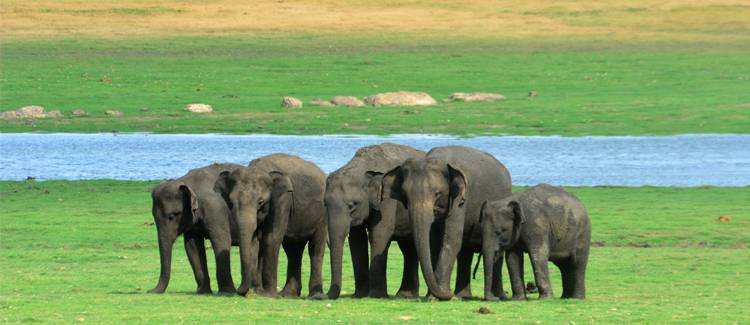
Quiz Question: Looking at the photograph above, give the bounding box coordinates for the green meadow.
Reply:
[1,37,749,135]
[1,181,748,323]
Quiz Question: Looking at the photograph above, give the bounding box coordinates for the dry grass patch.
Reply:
[1,0,749,41]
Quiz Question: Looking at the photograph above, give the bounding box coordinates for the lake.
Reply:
[1,133,749,186]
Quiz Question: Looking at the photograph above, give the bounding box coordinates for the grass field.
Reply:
[1,180,748,323]
[1,1,749,135]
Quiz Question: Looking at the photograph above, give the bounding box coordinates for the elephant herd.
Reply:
[148,144,591,301]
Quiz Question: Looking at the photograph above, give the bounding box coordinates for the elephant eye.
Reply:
[168,212,179,220]
[258,199,265,206]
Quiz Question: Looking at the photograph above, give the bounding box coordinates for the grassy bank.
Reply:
[1,180,748,323]
[1,37,749,136]
[1,1,749,136]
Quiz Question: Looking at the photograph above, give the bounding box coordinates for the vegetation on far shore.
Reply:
[1,181,748,323]
[1,1,749,136]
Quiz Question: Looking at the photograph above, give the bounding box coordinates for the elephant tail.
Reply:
[472,253,481,280]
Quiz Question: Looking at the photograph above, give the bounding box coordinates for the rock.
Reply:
[16,106,47,118]
[446,92,506,102]
[104,110,125,117]
[477,307,494,314]
[331,96,365,107]
[364,91,437,106]
[528,90,538,97]
[185,103,213,113]
[310,98,335,107]
[1,111,19,119]
[281,96,303,108]
[71,109,87,117]
[46,110,63,118]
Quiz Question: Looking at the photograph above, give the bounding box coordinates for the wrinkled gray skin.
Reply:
[325,143,425,299]
[382,146,512,300]
[216,154,327,298]
[150,163,243,294]
[481,184,591,300]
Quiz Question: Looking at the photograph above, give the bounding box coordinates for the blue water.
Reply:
[1,133,749,186]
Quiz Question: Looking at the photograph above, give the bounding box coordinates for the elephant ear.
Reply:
[508,199,526,226]
[269,171,294,196]
[478,200,489,225]
[447,164,467,208]
[365,171,384,210]
[381,166,405,205]
[269,171,294,230]
[179,183,199,222]
[214,170,235,209]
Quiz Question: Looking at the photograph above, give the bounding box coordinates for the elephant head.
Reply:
[215,167,293,295]
[149,181,199,293]
[381,157,467,300]
[324,170,382,298]
[480,199,525,299]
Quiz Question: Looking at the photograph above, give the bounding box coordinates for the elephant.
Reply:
[149,163,243,294]
[215,153,327,298]
[381,146,512,300]
[325,143,425,299]
[480,184,591,300]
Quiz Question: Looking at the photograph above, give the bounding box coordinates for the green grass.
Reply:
[1,180,748,323]
[2,36,749,135]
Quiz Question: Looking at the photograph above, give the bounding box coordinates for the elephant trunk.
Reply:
[411,201,454,300]
[150,230,176,293]
[235,206,258,296]
[483,240,498,300]
[326,206,350,299]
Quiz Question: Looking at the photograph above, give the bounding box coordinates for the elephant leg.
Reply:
[349,225,370,298]
[555,259,574,299]
[260,234,283,297]
[528,245,553,300]
[571,245,589,299]
[209,234,236,294]
[453,250,473,300]
[506,248,527,300]
[491,252,507,300]
[435,212,465,294]
[251,235,261,290]
[395,239,419,298]
[280,241,304,297]
[184,231,211,294]
[368,203,397,298]
[307,226,326,299]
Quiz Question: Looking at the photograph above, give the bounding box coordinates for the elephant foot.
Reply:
[498,291,510,301]
[538,293,553,301]
[395,289,419,299]
[236,285,250,296]
[308,292,327,300]
[455,291,473,301]
[511,294,527,301]
[352,290,369,299]
[484,295,500,302]
[368,289,389,299]
[257,288,280,298]
[217,285,236,295]
[196,287,213,295]
[148,287,166,294]
[280,287,301,297]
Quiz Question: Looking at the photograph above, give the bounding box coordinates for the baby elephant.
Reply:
[480,184,591,300]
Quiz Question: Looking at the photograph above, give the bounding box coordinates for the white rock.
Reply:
[282,96,303,108]
[364,91,437,106]
[185,103,213,113]
[446,92,506,102]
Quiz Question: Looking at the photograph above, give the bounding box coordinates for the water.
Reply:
[1,133,749,187]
